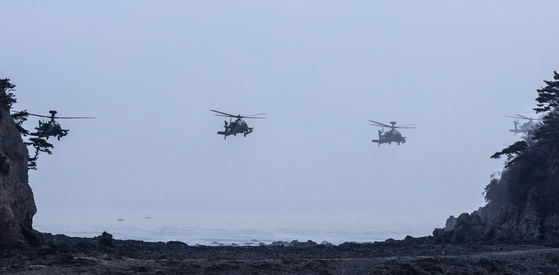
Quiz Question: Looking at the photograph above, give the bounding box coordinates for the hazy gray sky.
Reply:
[2,1,559,223]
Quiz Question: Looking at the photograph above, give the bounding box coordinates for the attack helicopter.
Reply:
[27,110,94,140]
[507,114,540,135]
[369,120,417,147]
[210,110,266,139]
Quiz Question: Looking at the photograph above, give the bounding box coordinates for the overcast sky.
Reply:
[2,1,559,226]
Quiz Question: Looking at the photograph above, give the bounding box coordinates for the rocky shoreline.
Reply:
[2,231,559,274]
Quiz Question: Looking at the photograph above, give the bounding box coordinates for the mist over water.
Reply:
[33,207,459,246]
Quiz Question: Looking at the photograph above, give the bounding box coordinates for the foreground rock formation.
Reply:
[0,87,38,248]
[3,233,559,274]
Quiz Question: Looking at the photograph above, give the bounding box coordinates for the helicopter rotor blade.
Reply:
[245,113,266,117]
[211,110,266,119]
[243,114,267,119]
[27,113,94,119]
[210,110,235,117]
[394,124,418,129]
[53,116,96,119]
[516,114,531,120]
[506,115,540,121]
[14,110,95,119]
[516,114,540,121]
[213,114,232,118]
[368,120,391,128]
[25,112,53,119]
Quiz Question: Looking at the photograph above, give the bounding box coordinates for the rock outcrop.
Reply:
[0,106,38,247]
[434,193,559,244]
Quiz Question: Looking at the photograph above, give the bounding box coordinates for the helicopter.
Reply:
[369,120,417,147]
[507,114,540,135]
[27,110,94,140]
[210,110,266,139]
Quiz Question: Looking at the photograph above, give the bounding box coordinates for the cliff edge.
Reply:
[0,80,38,248]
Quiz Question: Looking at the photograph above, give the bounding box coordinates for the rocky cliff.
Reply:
[434,72,559,244]
[435,175,559,244]
[0,103,38,247]
[434,202,559,244]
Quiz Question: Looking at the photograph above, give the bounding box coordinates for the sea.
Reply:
[33,209,455,246]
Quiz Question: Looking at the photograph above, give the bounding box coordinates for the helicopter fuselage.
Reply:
[509,120,535,135]
[369,120,415,147]
[372,129,406,146]
[211,110,265,140]
[30,120,69,140]
[217,119,253,139]
[507,115,539,135]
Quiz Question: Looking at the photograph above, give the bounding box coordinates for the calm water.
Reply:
[33,209,453,246]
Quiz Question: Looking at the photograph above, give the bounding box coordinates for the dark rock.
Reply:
[444,215,457,231]
[1,233,559,274]
[98,231,115,247]
[287,240,318,248]
[0,101,38,248]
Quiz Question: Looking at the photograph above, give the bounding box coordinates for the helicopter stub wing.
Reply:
[372,139,383,147]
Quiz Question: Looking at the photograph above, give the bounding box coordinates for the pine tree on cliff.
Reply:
[0,79,54,170]
[0,79,17,109]
[488,71,559,213]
